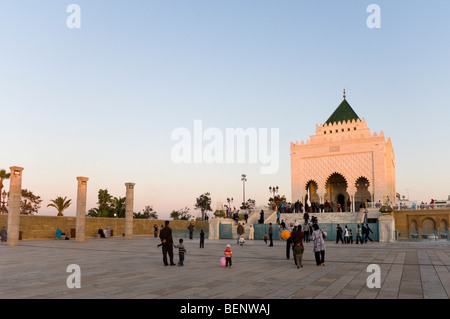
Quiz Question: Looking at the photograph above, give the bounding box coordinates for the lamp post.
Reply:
[241,174,247,205]
[1,191,7,214]
[226,197,233,218]
[269,186,279,211]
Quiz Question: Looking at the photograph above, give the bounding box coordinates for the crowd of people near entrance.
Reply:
[153,207,376,270]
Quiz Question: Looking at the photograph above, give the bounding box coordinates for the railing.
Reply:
[364,202,450,210]
[395,230,450,241]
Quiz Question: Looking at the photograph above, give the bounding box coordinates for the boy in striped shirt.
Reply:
[174,238,187,266]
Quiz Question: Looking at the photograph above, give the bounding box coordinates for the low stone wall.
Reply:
[0,215,209,241]
[392,209,450,230]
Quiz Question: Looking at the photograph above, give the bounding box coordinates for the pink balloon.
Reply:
[220,257,226,267]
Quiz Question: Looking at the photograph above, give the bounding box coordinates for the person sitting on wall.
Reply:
[98,228,106,238]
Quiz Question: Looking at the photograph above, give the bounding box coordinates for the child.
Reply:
[293,243,304,268]
[174,238,187,266]
[263,233,268,244]
[239,235,245,246]
[224,244,232,268]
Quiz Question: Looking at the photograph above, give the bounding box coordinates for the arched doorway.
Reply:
[355,177,371,210]
[305,180,320,212]
[422,218,436,231]
[325,173,348,212]
[337,194,345,212]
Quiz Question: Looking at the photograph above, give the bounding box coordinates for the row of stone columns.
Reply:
[6,166,135,246]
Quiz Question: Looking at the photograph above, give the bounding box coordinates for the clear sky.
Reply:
[1,1,449,219]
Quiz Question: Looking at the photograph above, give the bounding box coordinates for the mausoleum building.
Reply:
[290,93,396,212]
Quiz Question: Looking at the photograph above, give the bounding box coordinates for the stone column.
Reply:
[350,194,355,213]
[76,177,89,243]
[378,214,395,243]
[125,183,135,240]
[208,218,221,240]
[7,166,24,247]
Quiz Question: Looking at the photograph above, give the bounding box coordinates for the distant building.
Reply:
[290,92,396,212]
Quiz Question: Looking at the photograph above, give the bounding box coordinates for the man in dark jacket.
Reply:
[268,223,273,246]
[336,224,344,244]
[159,220,176,266]
[188,223,194,239]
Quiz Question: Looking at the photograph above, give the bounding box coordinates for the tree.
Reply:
[240,198,256,211]
[47,196,72,216]
[268,194,286,211]
[195,193,212,220]
[111,196,126,218]
[171,207,192,220]
[0,169,10,197]
[87,207,99,217]
[97,189,113,217]
[134,205,158,219]
[20,189,42,215]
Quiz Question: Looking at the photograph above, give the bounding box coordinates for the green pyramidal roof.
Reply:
[325,99,360,125]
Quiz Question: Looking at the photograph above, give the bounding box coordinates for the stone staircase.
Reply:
[219,207,382,240]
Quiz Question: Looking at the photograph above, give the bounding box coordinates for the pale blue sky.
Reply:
[1,1,449,218]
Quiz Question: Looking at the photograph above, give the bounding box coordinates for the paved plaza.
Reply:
[1,236,450,299]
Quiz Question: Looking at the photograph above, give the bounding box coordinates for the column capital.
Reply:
[125,182,136,189]
[9,166,24,175]
[76,176,89,182]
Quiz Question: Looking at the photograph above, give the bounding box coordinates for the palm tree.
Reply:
[111,196,126,218]
[47,196,72,216]
[195,193,212,220]
[0,169,11,197]
[97,189,113,217]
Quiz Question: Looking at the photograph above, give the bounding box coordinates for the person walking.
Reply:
[361,224,367,243]
[159,220,176,266]
[199,230,205,248]
[188,223,195,240]
[344,226,349,244]
[153,224,158,238]
[268,223,274,247]
[336,224,344,244]
[356,224,363,244]
[249,224,254,240]
[285,227,292,259]
[312,224,326,266]
[302,221,309,243]
[291,226,305,268]
[365,224,374,243]
[236,223,244,244]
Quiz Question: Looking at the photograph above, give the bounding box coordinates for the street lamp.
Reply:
[241,174,247,205]
[269,186,279,211]
[226,197,233,217]
[1,191,7,214]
